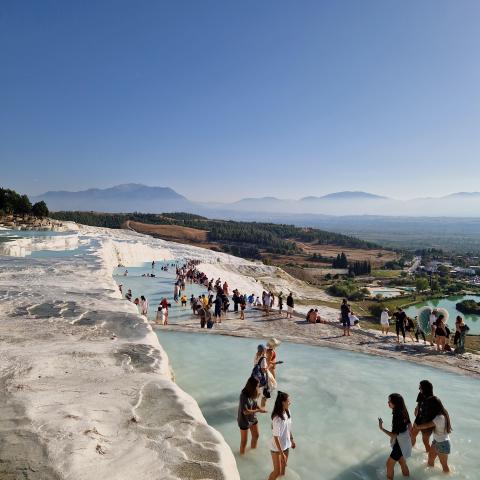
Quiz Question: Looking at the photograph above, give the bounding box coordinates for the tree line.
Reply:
[50,211,382,257]
[332,252,372,275]
[0,188,49,217]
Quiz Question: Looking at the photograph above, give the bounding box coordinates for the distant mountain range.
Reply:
[32,184,480,217]
[33,184,196,213]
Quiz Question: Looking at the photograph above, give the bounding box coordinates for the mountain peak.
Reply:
[444,191,480,199]
[32,184,189,213]
[301,191,388,201]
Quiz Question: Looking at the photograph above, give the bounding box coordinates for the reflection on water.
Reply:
[159,331,480,480]
[0,229,87,257]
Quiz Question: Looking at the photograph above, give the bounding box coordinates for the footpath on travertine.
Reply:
[159,307,480,379]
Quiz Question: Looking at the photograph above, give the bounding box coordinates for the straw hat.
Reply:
[267,338,281,349]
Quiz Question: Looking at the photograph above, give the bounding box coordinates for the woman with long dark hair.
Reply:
[237,376,266,455]
[411,380,435,452]
[435,314,448,351]
[414,396,452,473]
[378,393,412,479]
[268,391,296,480]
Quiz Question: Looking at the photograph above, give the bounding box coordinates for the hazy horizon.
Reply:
[2,1,480,202]
[23,182,480,203]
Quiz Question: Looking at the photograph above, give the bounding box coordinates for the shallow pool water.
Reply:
[113,262,208,321]
[0,229,89,257]
[158,331,480,480]
[405,295,480,335]
[368,287,402,298]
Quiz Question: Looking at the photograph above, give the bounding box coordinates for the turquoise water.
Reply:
[369,287,416,298]
[0,229,74,238]
[113,262,207,321]
[405,295,480,335]
[369,287,402,298]
[158,331,480,480]
[0,229,88,257]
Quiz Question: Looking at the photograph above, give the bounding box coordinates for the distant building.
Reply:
[453,267,476,276]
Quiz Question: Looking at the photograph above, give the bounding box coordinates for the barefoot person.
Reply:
[378,393,412,480]
[429,309,438,346]
[393,308,407,344]
[268,391,295,480]
[414,396,452,474]
[240,294,246,320]
[380,307,390,335]
[341,299,351,336]
[237,376,266,455]
[266,338,281,379]
[286,292,294,319]
[405,316,415,342]
[435,314,448,352]
[252,345,269,408]
[414,316,427,344]
[411,380,435,452]
[139,295,149,317]
[278,292,284,315]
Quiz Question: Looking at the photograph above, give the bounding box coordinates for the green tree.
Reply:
[32,201,49,218]
[430,278,441,292]
[415,277,429,293]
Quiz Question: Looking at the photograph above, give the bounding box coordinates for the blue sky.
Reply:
[1,0,479,201]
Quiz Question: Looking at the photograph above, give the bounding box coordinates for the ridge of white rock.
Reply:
[0,225,241,480]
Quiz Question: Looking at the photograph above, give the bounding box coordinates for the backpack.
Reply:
[252,357,268,387]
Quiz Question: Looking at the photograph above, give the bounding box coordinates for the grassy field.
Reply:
[371,269,403,278]
[295,241,397,267]
[127,221,211,244]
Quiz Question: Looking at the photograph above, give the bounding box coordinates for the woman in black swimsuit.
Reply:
[378,393,411,479]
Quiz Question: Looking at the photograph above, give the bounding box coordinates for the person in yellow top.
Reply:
[180,294,187,307]
[202,294,209,308]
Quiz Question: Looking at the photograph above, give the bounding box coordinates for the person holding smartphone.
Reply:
[378,393,412,479]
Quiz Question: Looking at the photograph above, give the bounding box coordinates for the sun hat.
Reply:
[267,338,281,349]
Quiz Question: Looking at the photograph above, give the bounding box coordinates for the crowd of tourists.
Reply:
[119,261,461,479]
[379,306,470,354]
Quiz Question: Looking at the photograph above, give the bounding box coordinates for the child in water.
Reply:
[180,294,187,307]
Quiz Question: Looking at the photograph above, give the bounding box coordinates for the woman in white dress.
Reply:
[380,307,390,335]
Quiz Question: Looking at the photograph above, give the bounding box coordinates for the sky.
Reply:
[1,0,479,202]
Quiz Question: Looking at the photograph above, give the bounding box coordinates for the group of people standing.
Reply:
[378,380,452,479]
[237,338,295,480]
[121,285,149,317]
[380,307,470,353]
[119,262,462,479]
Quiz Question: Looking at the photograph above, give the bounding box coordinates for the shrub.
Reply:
[369,303,386,318]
